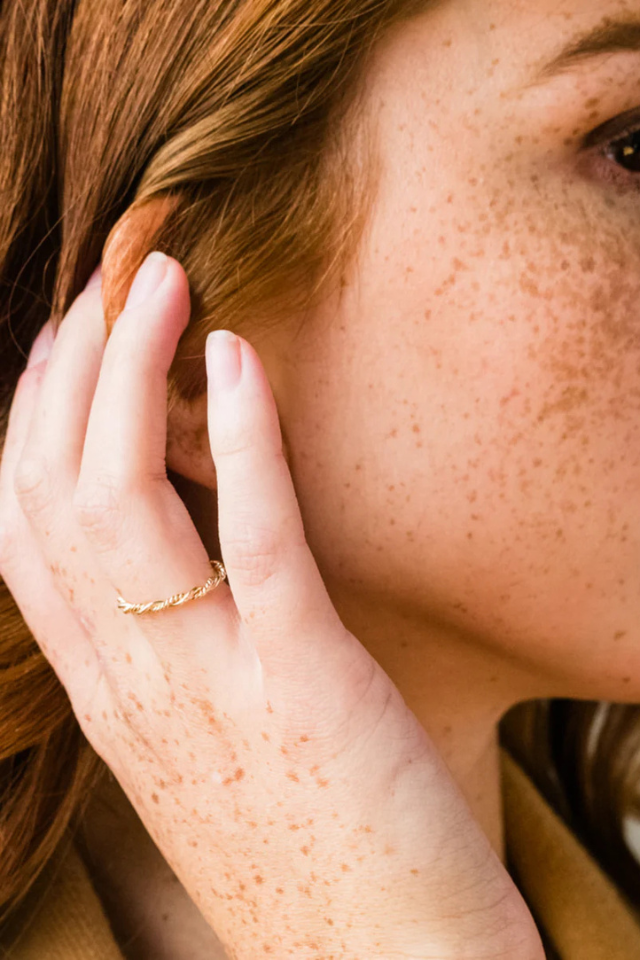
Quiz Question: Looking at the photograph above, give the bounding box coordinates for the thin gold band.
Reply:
[116,560,227,615]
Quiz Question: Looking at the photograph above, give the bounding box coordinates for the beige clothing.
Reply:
[2,748,640,959]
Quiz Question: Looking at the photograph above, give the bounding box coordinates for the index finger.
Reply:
[206,331,345,645]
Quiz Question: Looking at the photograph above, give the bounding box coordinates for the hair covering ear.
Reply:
[101,193,182,336]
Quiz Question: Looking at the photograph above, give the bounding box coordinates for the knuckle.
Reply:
[213,431,255,462]
[13,455,54,516]
[223,521,283,588]
[73,480,124,547]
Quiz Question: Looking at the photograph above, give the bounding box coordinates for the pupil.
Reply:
[614,131,640,172]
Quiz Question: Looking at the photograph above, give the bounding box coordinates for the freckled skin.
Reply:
[257,0,640,705]
[78,2,640,957]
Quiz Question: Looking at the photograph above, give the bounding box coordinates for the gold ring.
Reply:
[116,560,227,615]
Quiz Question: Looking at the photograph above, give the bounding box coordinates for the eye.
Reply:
[606,128,640,173]
[581,108,640,183]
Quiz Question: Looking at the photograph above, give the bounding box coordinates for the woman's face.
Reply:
[255,0,640,703]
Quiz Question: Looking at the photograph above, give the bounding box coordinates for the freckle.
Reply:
[84,713,92,722]
[281,746,289,756]
[301,846,310,856]
[289,823,300,831]
[340,863,351,872]
[261,731,270,741]
[266,701,274,714]
[276,888,284,895]
[286,771,299,782]
[125,653,132,664]
[102,711,107,720]
[623,677,631,684]
[254,875,264,884]
[316,777,329,788]
[70,545,77,552]
[299,734,309,742]
[614,631,627,641]
[151,793,159,804]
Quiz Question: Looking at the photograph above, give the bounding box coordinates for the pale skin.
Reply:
[2,0,640,956]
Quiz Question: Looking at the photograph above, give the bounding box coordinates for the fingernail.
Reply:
[27,321,55,369]
[124,252,168,310]
[206,330,242,391]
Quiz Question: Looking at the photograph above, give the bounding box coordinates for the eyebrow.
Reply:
[533,17,640,83]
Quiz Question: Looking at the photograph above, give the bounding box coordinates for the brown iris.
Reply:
[611,129,640,172]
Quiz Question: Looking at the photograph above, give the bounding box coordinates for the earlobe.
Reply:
[166,390,219,490]
[165,383,295,493]
[101,193,182,336]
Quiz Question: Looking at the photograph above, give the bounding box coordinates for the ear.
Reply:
[165,390,222,562]
[166,390,218,489]
[164,362,294,491]
[100,195,292,493]
[164,349,294,493]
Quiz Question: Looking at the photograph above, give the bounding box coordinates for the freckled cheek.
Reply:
[404,257,640,523]
[525,270,640,443]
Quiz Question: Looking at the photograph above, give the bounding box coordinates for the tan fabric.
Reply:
[0,839,122,959]
[501,749,640,960]
[2,747,640,958]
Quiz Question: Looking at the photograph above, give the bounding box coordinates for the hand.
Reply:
[0,254,543,960]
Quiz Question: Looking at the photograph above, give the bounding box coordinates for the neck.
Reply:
[322,580,542,862]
